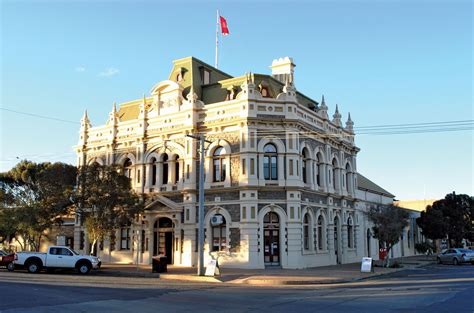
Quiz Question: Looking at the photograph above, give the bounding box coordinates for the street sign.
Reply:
[361,257,373,273]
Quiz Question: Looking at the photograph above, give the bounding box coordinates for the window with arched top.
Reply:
[302,148,308,184]
[345,163,350,191]
[315,153,321,187]
[150,157,157,185]
[303,213,310,250]
[212,147,226,182]
[332,158,338,188]
[162,154,169,184]
[263,143,278,180]
[124,159,133,179]
[261,86,270,97]
[174,155,180,184]
[347,216,354,248]
[317,215,325,250]
[211,214,226,252]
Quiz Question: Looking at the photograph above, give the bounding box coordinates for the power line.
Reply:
[1,106,472,136]
[0,107,79,125]
[355,119,474,129]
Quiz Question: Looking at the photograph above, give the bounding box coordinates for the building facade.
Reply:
[74,56,420,268]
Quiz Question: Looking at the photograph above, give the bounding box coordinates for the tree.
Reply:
[368,205,409,267]
[417,192,473,248]
[0,160,77,250]
[74,164,141,256]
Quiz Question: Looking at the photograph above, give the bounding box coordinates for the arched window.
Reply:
[302,148,308,184]
[347,216,354,248]
[174,155,180,183]
[162,154,169,184]
[345,163,350,191]
[263,143,278,180]
[332,158,338,189]
[211,214,226,251]
[303,213,310,250]
[150,157,157,185]
[124,158,133,179]
[317,215,325,250]
[315,153,321,187]
[261,86,270,97]
[212,147,226,182]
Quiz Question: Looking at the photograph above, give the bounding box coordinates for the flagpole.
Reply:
[215,9,219,69]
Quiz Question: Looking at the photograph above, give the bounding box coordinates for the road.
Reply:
[0,264,473,313]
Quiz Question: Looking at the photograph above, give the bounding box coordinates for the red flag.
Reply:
[220,16,229,36]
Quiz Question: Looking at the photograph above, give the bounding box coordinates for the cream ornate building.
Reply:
[74,56,420,268]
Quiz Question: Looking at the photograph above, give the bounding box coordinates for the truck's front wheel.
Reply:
[77,262,91,275]
[27,261,42,274]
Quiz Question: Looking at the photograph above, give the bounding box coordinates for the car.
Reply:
[0,250,15,271]
[437,248,474,265]
[14,246,100,274]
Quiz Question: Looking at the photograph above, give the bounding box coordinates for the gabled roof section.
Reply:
[357,173,395,198]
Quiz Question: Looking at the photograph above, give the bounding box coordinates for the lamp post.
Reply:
[186,134,212,276]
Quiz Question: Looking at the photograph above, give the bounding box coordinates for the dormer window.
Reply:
[201,68,211,85]
[176,72,183,82]
[259,83,271,98]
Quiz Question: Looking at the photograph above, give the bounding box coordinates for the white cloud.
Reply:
[75,66,86,72]
[99,67,119,77]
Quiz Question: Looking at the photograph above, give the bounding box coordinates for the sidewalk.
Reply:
[97,255,436,286]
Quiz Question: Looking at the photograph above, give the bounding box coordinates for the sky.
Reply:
[1,0,472,200]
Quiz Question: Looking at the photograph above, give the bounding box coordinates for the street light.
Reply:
[186,134,212,276]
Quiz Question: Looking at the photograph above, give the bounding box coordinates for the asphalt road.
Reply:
[0,264,473,313]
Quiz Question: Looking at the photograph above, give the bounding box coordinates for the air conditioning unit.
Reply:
[211,215,224,226]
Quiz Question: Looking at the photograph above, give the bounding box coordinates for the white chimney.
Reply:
[270,57,295,85]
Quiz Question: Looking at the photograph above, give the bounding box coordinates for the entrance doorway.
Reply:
[334,216,341,264]
[153,217,174,264]
[263,212,280,266]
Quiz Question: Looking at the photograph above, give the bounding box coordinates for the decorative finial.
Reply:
[332,104,342,127]
[81,109,91,129]
[346,112,354,132]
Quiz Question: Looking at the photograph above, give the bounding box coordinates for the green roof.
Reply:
[357,173,395,198]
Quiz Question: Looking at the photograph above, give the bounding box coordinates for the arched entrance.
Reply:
[334,216,341,264]
[263,212,280,266]
[153,217,174,264]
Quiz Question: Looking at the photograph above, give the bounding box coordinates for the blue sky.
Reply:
[1,0,472,200]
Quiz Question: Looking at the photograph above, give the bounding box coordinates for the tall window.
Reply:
[332,158,338,189]
[347,216,354,248]
[162,154,169,184]
[211,214,226,251]
[263,143,278,180]
[120,223,131,250]
[345,163,350,191]
[124,158,132,179]
[151,157,157,185]
[212,147,226,182]
[303,214,310,250]
[302,148,308,183]
[315,154,321,187]
[317,215,324,250]
[174,155,180,183]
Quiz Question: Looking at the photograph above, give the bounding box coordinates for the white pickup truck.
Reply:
[14,246,101,274]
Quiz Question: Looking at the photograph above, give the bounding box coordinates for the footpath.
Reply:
[96,255,436,286]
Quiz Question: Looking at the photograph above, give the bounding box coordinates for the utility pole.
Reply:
[186,134,212,276]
